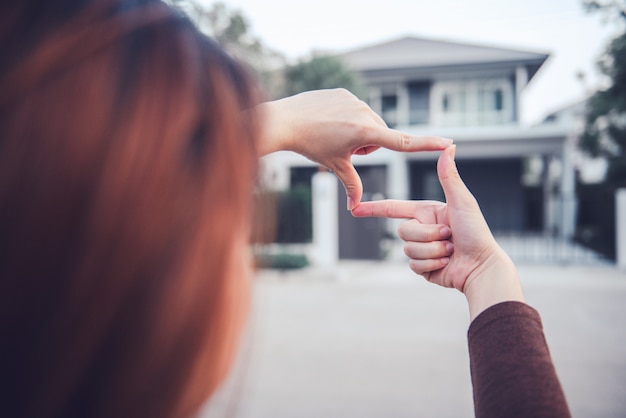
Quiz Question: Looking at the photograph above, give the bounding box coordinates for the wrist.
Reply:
[463,249,524,322]
[256,100,292,156]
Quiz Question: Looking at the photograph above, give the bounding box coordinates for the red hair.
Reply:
[0,0,259,416]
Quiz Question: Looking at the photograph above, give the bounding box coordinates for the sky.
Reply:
[212,0,621,125]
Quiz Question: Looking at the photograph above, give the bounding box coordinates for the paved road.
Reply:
[202,261,626,418]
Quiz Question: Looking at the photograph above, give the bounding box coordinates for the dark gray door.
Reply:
[338,165,387,259]
[409,158,525,232]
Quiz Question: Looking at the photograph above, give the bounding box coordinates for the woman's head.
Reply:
[0,0,258,416]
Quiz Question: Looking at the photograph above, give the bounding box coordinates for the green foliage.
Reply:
[575,182,616,260]
[583,0,626,18]
[251,185,314,245]
[582,0,626,186]
[169,0,285,89]
[281,55,366,99]
[168,2,363,99]
[275,186,312,243]
[255,253,309,270]
[170,1,256,50]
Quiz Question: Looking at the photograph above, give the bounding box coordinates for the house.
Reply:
[262,36,578,261]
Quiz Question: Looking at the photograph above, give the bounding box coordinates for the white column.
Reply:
[515,66,528,122]
[311,171,338,267]
[617,189,626,270]
[386,153,409,201]
[515,66,528,96]
[386,155,409,262]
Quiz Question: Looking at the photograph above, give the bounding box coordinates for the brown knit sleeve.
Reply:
[468,301,571,418]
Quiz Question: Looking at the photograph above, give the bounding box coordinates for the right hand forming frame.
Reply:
[351,145,524,320]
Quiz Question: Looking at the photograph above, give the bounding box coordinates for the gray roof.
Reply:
[340,36,549,75]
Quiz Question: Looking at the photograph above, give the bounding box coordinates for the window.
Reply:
[381,94,398,128]
[494,89,503,111]
[408,81,430,125]
[432,78,513,126]
[479,86,504,112]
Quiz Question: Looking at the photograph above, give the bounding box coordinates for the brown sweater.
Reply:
[468,301,571,418]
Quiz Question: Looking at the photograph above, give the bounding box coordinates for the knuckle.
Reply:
[451,167,462,181]
[403,243,412,257]
[439,242,450,257]
[385,200,396,218]
[343,182,358,194]
[355,123,373,141]
[397,223,408,240]
[397,132,412,151]
[409,260,427,279]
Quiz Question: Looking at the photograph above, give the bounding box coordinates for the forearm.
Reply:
[468,302,571,418]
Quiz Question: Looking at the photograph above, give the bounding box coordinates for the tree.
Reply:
[168,2,364,99]
[582,0,626,186]
[280,54,366,99]
[169,1,284,92]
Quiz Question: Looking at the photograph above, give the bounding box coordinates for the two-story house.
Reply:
[262,36,577,261]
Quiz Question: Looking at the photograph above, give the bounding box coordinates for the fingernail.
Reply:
[446,243,454,253]
[440,226,451,237]
[450,144,457,158]
[347,196,355,211]
[441,257,450,265]
[440,137,454,146]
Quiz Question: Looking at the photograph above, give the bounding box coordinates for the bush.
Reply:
[275,186,312,243]
[575,183,616,260]
[255,253,309,270]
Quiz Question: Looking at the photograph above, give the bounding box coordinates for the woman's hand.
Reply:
[257,89,452,210]
[351,146,524,320]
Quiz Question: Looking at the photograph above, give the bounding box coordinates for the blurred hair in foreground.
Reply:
[0,0,259,416]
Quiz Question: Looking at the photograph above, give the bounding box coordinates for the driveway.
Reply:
[202,261,626,418]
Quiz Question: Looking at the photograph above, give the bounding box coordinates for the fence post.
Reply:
[617,189,626,270]
[311,171,338,267]
[560,135,577,241]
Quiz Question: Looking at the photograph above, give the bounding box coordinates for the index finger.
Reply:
[351,199,444,219]
[365,128,453,152]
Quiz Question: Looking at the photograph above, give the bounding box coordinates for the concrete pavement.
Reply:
[201,261,626,418]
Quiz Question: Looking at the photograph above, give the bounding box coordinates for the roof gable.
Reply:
[340,36,549,73]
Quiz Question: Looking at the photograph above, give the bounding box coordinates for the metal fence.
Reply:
[493,232,610,265]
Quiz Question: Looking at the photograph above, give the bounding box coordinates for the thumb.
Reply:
[437,145,478,211]
[333,162,363,210]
